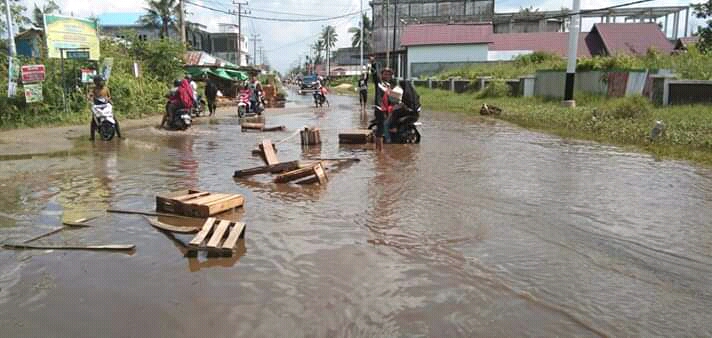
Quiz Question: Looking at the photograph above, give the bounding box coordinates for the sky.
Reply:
[15,0,707,73]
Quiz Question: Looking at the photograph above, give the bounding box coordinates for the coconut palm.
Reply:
[321,25,337,75]
[312,39,325,65]
[348,14,372,53]
[32,1,60,28]
[138,0,179,39]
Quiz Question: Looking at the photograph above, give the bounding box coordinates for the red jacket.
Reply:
[380,94,395,115]
[178,80,194,109]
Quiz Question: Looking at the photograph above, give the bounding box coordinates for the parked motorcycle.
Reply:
[91,99,117,141]
[368,81,422,144]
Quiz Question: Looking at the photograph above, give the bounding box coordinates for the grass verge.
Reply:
[417,86,712,167]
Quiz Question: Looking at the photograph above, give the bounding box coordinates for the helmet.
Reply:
[174,80,182,87]
[381,67,393,75]
[93,75,104,83]
[185,74,192,80]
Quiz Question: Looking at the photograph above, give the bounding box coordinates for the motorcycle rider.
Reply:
[248,75,262,113]
[161,79,193,129]
[89,75,121,141]
[369,56,397,147]
[186,74,198,106]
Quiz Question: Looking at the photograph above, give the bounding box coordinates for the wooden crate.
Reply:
[188,217,246,255]
[156,190,245,218]
[274,162,327,185]
[300,127,321,146]
[338,129,373,144]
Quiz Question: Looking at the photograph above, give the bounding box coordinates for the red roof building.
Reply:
[488,32,591,58]
[400,23,493,46]
[587,23,673,56]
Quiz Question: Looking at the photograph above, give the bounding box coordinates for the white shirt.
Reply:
[190,81,197,100]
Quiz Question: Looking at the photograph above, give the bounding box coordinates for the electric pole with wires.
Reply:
[250,33,261,66]
[233,1,249,66]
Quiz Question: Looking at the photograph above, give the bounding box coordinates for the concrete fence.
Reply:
[410,70,712,106]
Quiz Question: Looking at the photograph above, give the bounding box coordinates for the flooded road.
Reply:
[2,90,712,337]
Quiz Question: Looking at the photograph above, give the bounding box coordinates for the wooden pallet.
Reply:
[156,189,245,218]
[188,217,246,254]
[259,139,280,166]
[300,127,321,146]
[338,129,373,144]
[274,162,328,185]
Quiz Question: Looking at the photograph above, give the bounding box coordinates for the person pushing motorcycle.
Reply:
[369,56,397,148]
[89,75,121,140]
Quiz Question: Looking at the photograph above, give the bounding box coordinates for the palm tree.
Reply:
[138,0,179,39]
[321,25,337,76]
[32,1,60,28]
[348,14,372,54]
[312,39,324,65]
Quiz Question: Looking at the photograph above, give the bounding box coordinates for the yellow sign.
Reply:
[44,15,100,61]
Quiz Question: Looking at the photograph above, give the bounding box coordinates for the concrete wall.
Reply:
[665,80,712,105]
[534,71,608,98]
[407,44,488,78]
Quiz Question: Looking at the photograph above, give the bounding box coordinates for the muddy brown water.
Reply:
[2,90,712,337]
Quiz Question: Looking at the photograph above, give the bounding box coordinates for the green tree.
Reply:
[139,0,179,39]
[32,0,61,28]
[0,2,31,35]
[348,13,372,53]
[312,39,324,64]
[321,25,337,75]
[693,0,712,53]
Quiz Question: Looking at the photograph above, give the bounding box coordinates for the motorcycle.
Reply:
[91,98,117,141]
[368,81,422,144]
[237,90,253,118]
[313,88,328,108]
[167,107,192,131]
[191,95,206,117]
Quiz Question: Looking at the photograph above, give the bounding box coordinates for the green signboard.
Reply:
[66,50,90,60]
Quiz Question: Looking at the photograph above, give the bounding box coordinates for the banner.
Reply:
[101,58,114,82]
[81,68,97,83]
[24,83,43,103]
[44,14,100,61]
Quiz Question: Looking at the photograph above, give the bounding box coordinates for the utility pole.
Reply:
[392,0,398,77]
[233,1,249,66]
[250,33,261,66]
[5,0,17,97]
[179,0,186,45]
[360,0,364,68]
[562,0,581,107]
[385,0,390,68]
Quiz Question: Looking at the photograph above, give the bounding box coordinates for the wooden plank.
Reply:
[233,160,300,178]
[274,163,324,183]
[338,129,373,144]
[22,226,65,244]
[189,217,216,246]
[222,222,246,250]
[262,125,286,132]
[2,243,135,251]
[204,194,245,215]
[144,216,201,234]
[174,191,210,202]
[187,193,231,206]
[106,208,203,219]
[207,220,231,248]
[156,190,204,213]
[313,163,328,185]
[241,122,265,131]
[260,139,280,166]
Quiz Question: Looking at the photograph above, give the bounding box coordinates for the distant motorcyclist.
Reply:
[248,75,262,113]
[89,75,121,140]
[186,74,198,106]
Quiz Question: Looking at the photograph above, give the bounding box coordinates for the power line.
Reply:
[247,7,335,18]
[185,0,360,22]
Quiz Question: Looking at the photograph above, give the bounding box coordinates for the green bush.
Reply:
[477,80,510,98]
[600,96,652,120]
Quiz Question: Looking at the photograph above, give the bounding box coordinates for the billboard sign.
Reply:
[44,14,100,61]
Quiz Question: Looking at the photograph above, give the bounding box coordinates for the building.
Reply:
[15,27,44,58]
[401,22,674,78]
[96,13,249,66]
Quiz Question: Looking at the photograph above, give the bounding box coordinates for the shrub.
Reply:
[478,80,510,98]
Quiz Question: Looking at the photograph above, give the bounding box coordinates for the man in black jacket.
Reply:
[204,78,218,116]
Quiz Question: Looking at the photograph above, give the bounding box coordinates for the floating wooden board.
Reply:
[262,125,286,132]
[274,162,327,184]
[241,122,265,131]
[2,243,135,251]
[144,216,201,234]
[338,129,373,144]
[187,217,246,254]
[233,160,300,178]
[156,190,245,218]
[300,128,322,146]
[259,139,280,166]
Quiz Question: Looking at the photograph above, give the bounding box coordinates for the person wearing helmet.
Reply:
[185,74,198,105]
[89,75,121,140]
